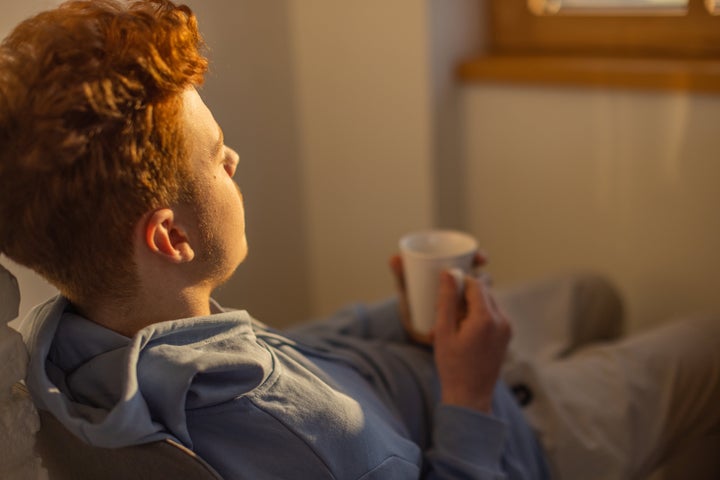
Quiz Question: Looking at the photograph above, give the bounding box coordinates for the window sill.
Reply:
[457,55,720,93]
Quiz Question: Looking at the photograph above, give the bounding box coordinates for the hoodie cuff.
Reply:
[432,403,507,470]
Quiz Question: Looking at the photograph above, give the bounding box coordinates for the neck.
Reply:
[78,284,213,338]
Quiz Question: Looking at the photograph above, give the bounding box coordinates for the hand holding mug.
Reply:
[390,230,488,343]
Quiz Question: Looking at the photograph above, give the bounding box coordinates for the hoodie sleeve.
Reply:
[424,404,509,479]
[289,298,410,343]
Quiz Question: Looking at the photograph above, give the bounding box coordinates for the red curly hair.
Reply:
[0,0,208,304]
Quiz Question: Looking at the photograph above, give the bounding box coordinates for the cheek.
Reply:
[227,183,245,224]
[232,180,243,199]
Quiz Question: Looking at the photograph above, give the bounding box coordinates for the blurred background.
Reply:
[2,0,719,337]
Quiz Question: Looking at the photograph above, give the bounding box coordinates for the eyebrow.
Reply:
[212,127,224,158]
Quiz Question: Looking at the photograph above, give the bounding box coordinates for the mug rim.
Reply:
[399,230,477,259]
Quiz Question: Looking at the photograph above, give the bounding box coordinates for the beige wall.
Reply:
[462,85,720,331]
[290,0,430,316]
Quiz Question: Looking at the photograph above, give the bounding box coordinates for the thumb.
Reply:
[435,271,459,337]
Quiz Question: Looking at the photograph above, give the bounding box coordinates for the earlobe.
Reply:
[144,209,195,263]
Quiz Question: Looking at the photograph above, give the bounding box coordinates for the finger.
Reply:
[435,271,460,336]
[388,254,406,293]
[501,313,513,341]
[447,268,466,298]
[471,251,491,282]
[475,271,494,287]
[473,250,489,268]
[463,275,483,309]
[482,292,513,346]
[494,310,514,344]
[464,276,494,325]
[488,289,504,314]
[410,329,433,345]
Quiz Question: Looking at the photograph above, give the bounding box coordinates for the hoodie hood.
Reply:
[17,296,273,448]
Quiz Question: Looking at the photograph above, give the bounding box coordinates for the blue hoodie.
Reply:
[19,296,549,479]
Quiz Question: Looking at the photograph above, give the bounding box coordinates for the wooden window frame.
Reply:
[489,0,720,58]
[458,0,720,92]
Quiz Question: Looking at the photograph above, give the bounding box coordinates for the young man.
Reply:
[1,2,718,479]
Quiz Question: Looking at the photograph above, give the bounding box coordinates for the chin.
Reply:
[237,236,248,264]
[227,246,248,278]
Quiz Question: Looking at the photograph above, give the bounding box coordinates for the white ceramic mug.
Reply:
[399,230,478,335]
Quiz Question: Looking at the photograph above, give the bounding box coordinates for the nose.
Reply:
[224,147,240,177]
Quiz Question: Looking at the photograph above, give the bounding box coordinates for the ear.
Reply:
[143,208,195,263]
